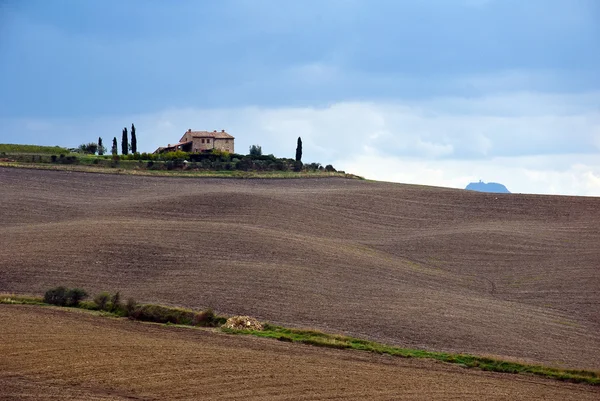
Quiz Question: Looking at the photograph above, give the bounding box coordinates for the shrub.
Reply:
[94,292,111,310]
[293,161,303,172]
[78,142,98,155]
[129,304,196,325]
[249,144,262,156]
[44,286,88,307]
[193,308,216,326]
[161,150,188,161]
[325,164,336,172]
[110,291,122,312]
[211,148,231,161]
[44,286,68,306]
[125,297,137,317]
[66,288,88,307]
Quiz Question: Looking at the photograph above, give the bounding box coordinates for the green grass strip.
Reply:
[222,324,600,385]
[2,294,597,385]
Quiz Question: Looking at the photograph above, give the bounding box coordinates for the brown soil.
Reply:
[1,167,599,371]
[1,305,598,401]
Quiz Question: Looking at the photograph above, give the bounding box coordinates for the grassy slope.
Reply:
[1,167,599,371]
[0,144,70,154]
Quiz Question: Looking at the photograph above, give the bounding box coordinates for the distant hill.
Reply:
[465,180,510,193]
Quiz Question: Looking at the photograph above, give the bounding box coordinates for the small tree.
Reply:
[125,297,137,317]
[295,137,302,162]
[249,144,262,156]
[130,124,137,154]
[110,291,122,312]
[78,142,98,154]
[94,292,111,310]
[66,288,88,306]
[44,286,68,306]
[111,137,118,156]
[121,127,129,155]
[97,137,105,155]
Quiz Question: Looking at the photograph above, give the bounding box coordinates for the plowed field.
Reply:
[1,168,599,371]
[1,305,598,400]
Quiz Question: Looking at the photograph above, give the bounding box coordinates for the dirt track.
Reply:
[1,305,598,401]
[1,168,599,370]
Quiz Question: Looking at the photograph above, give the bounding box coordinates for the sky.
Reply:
[1,0,599,195]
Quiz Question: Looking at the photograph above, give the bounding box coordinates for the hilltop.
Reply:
[1,167,599,371]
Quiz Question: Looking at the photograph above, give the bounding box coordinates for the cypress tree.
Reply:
[121,127,128,155]
[112,137,118,156]
[131,123,137,154]
[295,137,303,162]
[97,137,104,155]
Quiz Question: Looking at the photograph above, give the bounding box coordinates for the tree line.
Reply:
[78,124,137,156]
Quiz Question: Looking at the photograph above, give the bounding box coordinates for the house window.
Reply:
[201,139,205,144]
[226,140,229,143]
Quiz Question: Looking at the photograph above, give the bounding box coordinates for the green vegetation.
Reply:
[224,325,600,385]
[0,294,45,305]
[78,142,99,154]
[44,286,88,307]
[2,290,598,385]
[0,144,69,154]
[121,127,129,155]
[98,137,106,156]
[1,135,345,178]
[1,289,225,327]
[249,144,262,156]
[131,124,137,154]
[295,137,302,162]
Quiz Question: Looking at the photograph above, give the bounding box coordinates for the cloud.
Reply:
[336,152,600,196]
[1,91,599,196]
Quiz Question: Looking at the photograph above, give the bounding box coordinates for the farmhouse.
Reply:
[155,129,235,153]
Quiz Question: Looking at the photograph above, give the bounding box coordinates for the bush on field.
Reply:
[126,304,222,326]
[192,308,216,326]
[125,297,137,316]
[110,291,122,312]
[44,286,88,307]
[129,304,196,325]
[93,292,111,310]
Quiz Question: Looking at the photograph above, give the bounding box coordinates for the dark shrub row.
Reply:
[43,287,223,327]
[129,304,224,327]
[50,154,79,164]
[44,286,88,307]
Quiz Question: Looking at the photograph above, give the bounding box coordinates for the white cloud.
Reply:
[2,91,599,196]
[335,152,600,196]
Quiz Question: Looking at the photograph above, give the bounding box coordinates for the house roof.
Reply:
[153,141,192,153]
[186,130,235,139]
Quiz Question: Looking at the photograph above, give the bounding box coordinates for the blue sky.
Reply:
[1,0,599,195]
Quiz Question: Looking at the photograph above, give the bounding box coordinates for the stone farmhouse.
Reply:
[155,129,235,153]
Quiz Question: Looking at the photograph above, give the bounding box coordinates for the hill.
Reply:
[0,143,70,155]
[1,305,597,400]
[466,180,511,193]
[1,167,599,370]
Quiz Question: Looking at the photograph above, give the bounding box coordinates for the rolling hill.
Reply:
[1,167,599,371]
[2,305,598,400]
